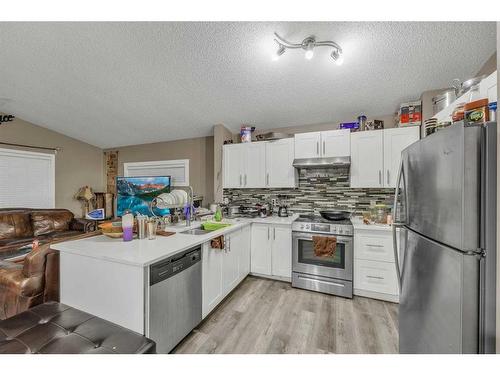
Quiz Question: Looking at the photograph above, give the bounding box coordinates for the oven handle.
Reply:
[297,275,346,289]
[292,232,353,242]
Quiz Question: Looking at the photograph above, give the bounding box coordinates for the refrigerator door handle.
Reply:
[392,158,404,291]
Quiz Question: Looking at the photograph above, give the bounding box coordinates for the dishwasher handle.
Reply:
[150,246,201,285]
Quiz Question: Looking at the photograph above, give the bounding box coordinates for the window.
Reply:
[0,148,55,208]
[123,159,189,186]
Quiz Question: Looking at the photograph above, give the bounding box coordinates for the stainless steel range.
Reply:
[292,214,353,298]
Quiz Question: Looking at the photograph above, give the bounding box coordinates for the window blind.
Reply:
[0,148,55,208]
[123,159,189,186]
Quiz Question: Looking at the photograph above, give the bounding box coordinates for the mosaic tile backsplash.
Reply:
[223,167,395,215]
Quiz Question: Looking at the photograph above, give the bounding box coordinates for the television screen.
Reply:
[116,176,171,217]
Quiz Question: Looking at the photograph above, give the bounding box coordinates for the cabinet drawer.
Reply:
[354,259,398,296]
[354,231,394,262]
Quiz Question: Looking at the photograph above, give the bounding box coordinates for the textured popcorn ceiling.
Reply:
[0,22,496,148]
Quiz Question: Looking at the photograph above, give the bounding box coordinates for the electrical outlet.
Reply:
[271,198,277,206]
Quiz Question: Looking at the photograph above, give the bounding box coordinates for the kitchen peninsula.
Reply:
[51,215,298,342]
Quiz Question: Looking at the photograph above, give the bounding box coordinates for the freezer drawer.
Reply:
[399,229,480,354]
[354,259,398,295]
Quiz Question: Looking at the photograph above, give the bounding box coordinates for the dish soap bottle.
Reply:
[214,206,223,222]
[122,211,134,241]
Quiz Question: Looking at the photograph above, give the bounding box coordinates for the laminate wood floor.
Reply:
[173,276,399,354]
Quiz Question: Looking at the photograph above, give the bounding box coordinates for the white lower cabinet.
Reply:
[202,226,251,318]
[353,228,399,303]
[250,223,291,280]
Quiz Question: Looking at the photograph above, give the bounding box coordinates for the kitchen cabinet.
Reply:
[353,227,399,303]
[202,226,251,318]
[350,130,384,188]
[383,127,420,187]
[265,138,297,188]
[350,127,419,188]
[270,226,292,278]
[250,223,292,280]
[223,141,295,188]
[223,142,265,188]
[294,129,350,159]
[250,224,272,275]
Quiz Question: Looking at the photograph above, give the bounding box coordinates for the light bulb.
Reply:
[332,50,344,65]
[272,45,286,61]
[305,49,314,60]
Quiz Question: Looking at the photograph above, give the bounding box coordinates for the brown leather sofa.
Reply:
[0,208,96,257]
[0,208,98,320]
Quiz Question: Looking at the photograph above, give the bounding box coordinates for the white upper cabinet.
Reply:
[223,140,295,189]
[294,130,350,159]
[242,142,266,188]
[350,130,384,188]
[223,144,243,188]
[350,127,420,188]
[321,129,351,157]
[265,138,297,188]
[294,132,322,159]
[383,127,420,187]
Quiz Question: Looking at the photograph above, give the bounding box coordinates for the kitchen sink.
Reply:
[179,228,211,235]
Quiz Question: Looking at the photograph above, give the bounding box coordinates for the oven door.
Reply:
[292,231,353,281]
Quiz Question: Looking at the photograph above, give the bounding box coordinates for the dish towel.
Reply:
[211,235,225,250]
[312,236,337,257]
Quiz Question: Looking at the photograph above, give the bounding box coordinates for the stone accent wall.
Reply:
[223,167,394,215]
[104,150,119,194]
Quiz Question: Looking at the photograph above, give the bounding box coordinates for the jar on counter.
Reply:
[371,204,388,224]
[464,98,489,124]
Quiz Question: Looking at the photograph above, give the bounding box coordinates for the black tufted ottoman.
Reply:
[0,302,156,354]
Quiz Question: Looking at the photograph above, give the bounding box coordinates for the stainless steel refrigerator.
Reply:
[392,121,497,354]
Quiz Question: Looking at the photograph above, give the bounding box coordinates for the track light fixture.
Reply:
[272,32,343,64]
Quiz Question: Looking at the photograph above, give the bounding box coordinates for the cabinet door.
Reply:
[321,129,350,157]
[294,132,321,159]
[223,145,242,188]
[383,127,419,187]
[222,231,240,294]
[265,138,297,188]
[354,258,399,296]
[238,225,251,279]
[271,225,292,278]
[250,224,272,275]
[202,243,223,318]
[350,130,384,188]
[242,142,266,188]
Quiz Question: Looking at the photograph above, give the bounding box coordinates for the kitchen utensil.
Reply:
[255,132,291,141]
[452,75,486,97]
[319,210,351,221]
[278,205,289,217]
[432,89,456,115]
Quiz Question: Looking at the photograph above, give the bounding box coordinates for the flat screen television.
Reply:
[116,176,171,217]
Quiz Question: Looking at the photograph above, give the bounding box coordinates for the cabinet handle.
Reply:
[323,140,325,155]
[387,170,390,185]
[366,244,384,248]
[378,170,382,185]
[244,174,247,186]
[316,142,319,155]
[273,227,276,240]
[266,173,269,186]
[239,174,242,186]
[267,227,270,240]
[366,275,384,280]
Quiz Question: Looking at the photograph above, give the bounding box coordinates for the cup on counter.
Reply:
[147,219,158,240]
[137,215,147,239]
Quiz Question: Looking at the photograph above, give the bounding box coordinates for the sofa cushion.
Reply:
[0,213,33,240]
[31,211,74,236]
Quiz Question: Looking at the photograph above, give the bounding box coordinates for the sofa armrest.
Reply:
[0,267,44,298]
[70,218,97,233]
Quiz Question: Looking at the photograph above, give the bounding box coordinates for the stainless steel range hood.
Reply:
[292,156,350,169]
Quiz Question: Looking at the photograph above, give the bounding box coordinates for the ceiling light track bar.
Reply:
[273,32,343,64]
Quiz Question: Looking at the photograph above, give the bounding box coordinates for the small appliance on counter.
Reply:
[277,195,290,217]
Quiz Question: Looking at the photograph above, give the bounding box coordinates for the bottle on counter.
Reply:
[214,206,223,222]
[122,211,134,241]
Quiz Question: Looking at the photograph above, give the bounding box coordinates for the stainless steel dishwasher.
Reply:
[148,246,202,353]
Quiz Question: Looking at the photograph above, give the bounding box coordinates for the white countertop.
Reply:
[52,214,298,267]
[351,217,394,232]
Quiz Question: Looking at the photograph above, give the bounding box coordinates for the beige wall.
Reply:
[108,136,214,206]
[0,114,104,216]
